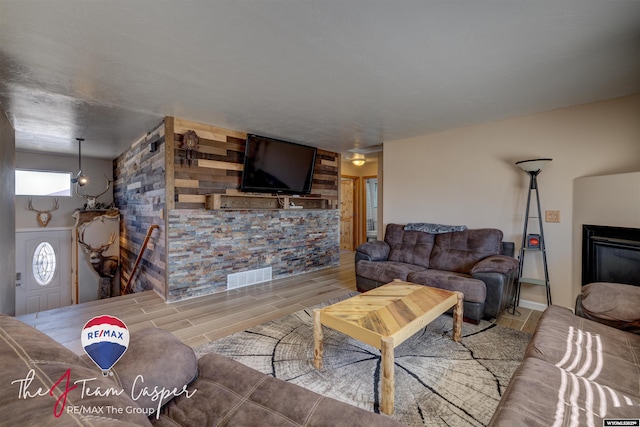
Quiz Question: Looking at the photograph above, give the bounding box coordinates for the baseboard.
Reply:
[517,299,548,312]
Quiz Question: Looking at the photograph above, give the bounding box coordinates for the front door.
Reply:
[15,230,72,315]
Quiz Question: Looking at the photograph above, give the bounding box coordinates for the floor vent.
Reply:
[227,267,272,290]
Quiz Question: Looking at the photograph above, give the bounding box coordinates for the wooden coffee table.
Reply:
[313,280,463,415]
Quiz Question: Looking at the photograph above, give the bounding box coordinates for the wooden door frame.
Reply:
[340,175,363,250]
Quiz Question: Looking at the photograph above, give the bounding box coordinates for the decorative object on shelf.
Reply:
[526,234,540,248]
[180,130,200,166]
[75,175,113,210]
[514,158,552,310]
[26,197,59,227]
[351,153,366,167]
[78,229,119,299]
[71,138,89,186]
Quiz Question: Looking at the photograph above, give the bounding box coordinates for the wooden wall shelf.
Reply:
[205,193,331,210]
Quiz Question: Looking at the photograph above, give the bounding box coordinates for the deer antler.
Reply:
[26,198,59,213]
[75,176,112,200]
[78,229,116,253]
[98,232,117,252]
[75,176,112,209]
[78,228,93,251]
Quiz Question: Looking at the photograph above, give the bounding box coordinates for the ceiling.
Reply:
[1,1,639,160]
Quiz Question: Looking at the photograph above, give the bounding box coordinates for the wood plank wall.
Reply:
[171,118,339,209]
[113,121,167,298]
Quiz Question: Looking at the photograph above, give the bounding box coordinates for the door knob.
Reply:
[15,272,21,287]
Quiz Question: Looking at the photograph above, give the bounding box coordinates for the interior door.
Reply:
[15,230,72,315]
[340,178,355,250]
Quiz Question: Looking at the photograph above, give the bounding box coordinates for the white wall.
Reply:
[384,95,640,309]
[573,172,640,299]
[0,109,16,315]
[15,152,114,230]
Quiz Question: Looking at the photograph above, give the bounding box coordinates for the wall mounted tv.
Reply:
[241,134,318,195]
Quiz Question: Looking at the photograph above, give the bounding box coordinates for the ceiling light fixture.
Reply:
[71,138,88,186]
[351,153,366,167]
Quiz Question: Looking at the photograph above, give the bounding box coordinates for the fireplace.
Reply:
[582,224,640,286]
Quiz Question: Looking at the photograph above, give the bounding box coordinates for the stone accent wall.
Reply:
[113,122,166,297]
[115,116,340,302]
[166,209,340,302]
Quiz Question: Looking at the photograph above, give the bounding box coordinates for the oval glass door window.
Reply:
[33,242,57,285]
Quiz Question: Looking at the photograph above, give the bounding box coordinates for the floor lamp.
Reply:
[515,158,552,310]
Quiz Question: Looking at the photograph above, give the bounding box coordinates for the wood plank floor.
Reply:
[17,251,540,355]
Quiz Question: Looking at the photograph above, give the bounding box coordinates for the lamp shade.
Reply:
[515,158,552,174]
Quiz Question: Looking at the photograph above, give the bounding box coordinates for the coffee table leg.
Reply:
[380,336,395,415]
[453,291,464,342]
[313,309,324,369]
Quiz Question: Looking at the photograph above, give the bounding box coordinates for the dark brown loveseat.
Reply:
[0,314,403,426]
[355,224,518,323]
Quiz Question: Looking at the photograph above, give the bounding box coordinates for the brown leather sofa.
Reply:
[355,224,519,323]
[0,314,403,426]
[490,305,640,425]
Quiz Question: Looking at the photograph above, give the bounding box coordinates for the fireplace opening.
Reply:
[582,225,640,286]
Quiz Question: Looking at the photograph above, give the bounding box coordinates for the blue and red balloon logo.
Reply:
[81,315,129,376]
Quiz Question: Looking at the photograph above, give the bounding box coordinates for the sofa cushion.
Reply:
[384,223,435,269]
[407,270,486,303]
[578,282,640,332]
[525,306,640,398]
[89,327,199,417]
[357,260,426,283]
[430,229,503,274]
[153,353,404,427]
[0,314,151,426]
[489,356,640,427]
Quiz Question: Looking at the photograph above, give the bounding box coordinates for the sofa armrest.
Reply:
[473,270,518,319]
[470,255,518,275]
[472,256,518,319]
[355,241,390,262]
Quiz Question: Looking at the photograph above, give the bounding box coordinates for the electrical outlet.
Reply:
[545,210,560,223]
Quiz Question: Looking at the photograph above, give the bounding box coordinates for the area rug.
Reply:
[194,294,531,426]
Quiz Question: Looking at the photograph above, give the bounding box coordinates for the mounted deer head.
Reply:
[76,175,112,209]
[78,229,119,278]
[26,198,59,227]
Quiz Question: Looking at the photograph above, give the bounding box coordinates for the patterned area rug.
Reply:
[194,294,531,426]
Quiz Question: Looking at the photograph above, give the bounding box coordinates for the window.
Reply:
[33,242,57,285]
[15,169,72,196]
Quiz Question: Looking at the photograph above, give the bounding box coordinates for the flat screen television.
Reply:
[241,134,317,194]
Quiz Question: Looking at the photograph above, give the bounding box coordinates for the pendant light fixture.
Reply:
[71,138,88,186]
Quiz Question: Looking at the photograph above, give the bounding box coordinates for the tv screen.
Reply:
[241,134,317,194]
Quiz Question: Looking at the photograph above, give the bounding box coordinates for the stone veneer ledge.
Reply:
[166,209,340,302]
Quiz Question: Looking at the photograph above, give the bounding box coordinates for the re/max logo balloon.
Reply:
[81,315,130,376]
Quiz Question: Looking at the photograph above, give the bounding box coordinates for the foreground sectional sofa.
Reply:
[490,305,640,425]
[355,224,519,323]
[0,314,403,426]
